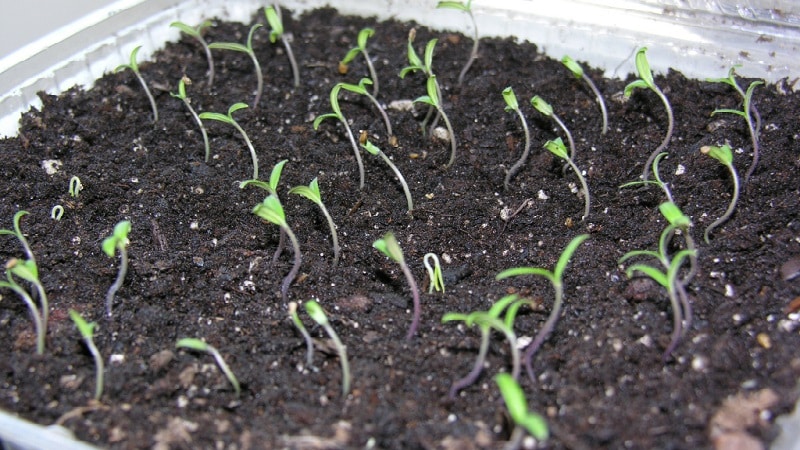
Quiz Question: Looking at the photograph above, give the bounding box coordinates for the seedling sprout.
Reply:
[115,45,159,123]
[305,300,351,396]
[0,210,35,262]
[289,177,341,266]
[361,140,413,213]
[701,144,740,243]
[102,220,131,317]
[340,28,380,96]
[170,20,215,88]
[531,95,576,160]
[338,78,395,145]
[414,75,458,168]
[624,47,675,182]
[200,103,260,180]
[69,310,104,400]
[208,24,264,109]
[619,152,675,203]
[69,176,83,198]
[252,194,302,303]
[373,232,421,340]
[494,373,549,446]
[50,205,64,221]
[561,55,608,135]
[313,83,366,189]
[399,33,441,138]
[501,87,532,190]
[1,261,45,354]
[241,160,289,266]
[288,302,315,369]
[496,234,589,382]
[709,76,763,183]
[436,0,479,87]
[264,5,300,88]
[423,253,445,294]
[176,338,241,397]
[170,76,211,162]
[544,138,591,222]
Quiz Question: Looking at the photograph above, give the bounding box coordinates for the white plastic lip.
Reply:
[1,0,799,138]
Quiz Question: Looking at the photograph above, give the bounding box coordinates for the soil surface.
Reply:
[1,7,800,450]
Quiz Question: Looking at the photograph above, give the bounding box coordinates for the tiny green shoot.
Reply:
[199,103,259,180]
[264,5,300,88]
[414,75,457,168]
[361,140,413,213]
[1,260,44,354]
[531,95,576,160]
[502,87,532,190]
[208,24,264,109]
[313,83,366,189]
[340,28,380,96]
[288,301,315,369]
[305,300,351,397]
[709,76,763,183]
[252,194,302,303]
[114,45,159,123]
[69,176,83,198]
[624,47,675,182]
[170,20,215,88]
[170,76,211,162]
[68,309,104,400]
[494,373,549,445]
[701,144,740,243]
[373,232,421,340]
[337,78,395,145]
[102,220,131,317]
[50,205,64,221]
[176,338,241,397]
[423,253,445,294]
[544,138,591,222]
[496,234,589,382]
[289,177,341,267]
[561,55,608,135]
[436,0,479,87]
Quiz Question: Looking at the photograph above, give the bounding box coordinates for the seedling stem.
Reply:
[115,45,158,123]
[69,310,104,400]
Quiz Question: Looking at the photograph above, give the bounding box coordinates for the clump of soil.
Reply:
[1,7,799,450]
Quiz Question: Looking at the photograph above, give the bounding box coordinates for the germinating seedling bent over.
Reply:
[69,310,104,400]
[530,95,576,161]
[305,300,351,397]
[69,176,84,198]
[265,5,300,88]
[252,194,302,303]
[624,47,675,182]
[170,20,215,88]
[701,144,740,243]
[423,253,445,294]
[561,55,608,135]
[289,177,342,267]
[544,137,591,222]
[496,234,589,382]
[115,45,159,123]
[340,28,380,96]
[208,24,264,109]
[102,220,131,317]
[501,87,532,190]
[200,103,260,180]
[170,76,211,162]
[373,232,422,340]
[361,140,413,214]
[176,338,241,397]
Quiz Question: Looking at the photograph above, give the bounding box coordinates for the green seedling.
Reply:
[102,220,131,317]
[252,194,302,303]
[170,20,215,88]
[170,76,211,162]
[414,75,458,168]
[314,83,366,189]
[531,95,576,160]
[241,160,288,266]
[502,87,532,190]
[1,261,44,354]
[361,140,413,213]
[561,55,608,135]
[442,294,533,397]
[619,201,696,360]
[373,232,421,340]
[338,78,395,145]
[619,152,675,203]
[288,301,315,369]
[176,338,241,397]
[707,66,762,134]
[701,144,740,243]
[423,253,445,294]
[0,211,36,263]
[69,176,83,198]
[494,373,549,447]
[399,32,441,138]
[50,205,64,221]
[289,177,341,267]
[305,300,351,397]
[624,47,675,182]
[208,24,264,109]
[200,103,260,180]
[544,138,591,222]
[436,0,479,86]
[709,72,763,183]
[340,28,380,96]
[496,234,589,382]
[7,257,49,338]
[264,5,300,88]
[68,310,103,400]
[115,45,159,123]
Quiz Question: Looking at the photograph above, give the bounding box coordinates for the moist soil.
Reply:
[1,7,800,450]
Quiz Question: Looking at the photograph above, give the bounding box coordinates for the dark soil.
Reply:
[1,7,800,450]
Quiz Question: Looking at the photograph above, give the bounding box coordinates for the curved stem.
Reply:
[233,122,259,181]
[280,225,302,304]
[250,53,263,110]
[86,339,104,400]
[362,48,380,97]
[704,163,740,243]
[523,282,563,383]
[448,328,490,398]
[456,12,479,87]
[271,228,286,266]
[581,73,608,135]
[363,91,393,140]
[105,247,128,317]
[377,150,413,213]
[317,203,341,267]
[4,281,44,354]
[662,283,684,362]
[743,114,760,184]
[438,106,457,168]
[400,261,421,340]
[503,426,526,450]
[565,157,590,222]
[504,109,532,190]
[135,72,158,123]
[642,87,674,182]
[282,35,300,88]
[552,113,575,161]
[341,119,365,190]
[201,40,215,88]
